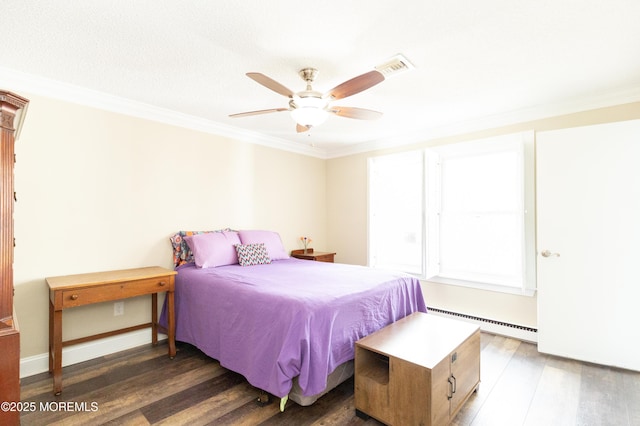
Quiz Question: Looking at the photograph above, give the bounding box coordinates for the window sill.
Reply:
[424,276,536,297]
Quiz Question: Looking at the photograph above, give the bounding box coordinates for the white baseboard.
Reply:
[428,309,538,343]
[20,330,167,379]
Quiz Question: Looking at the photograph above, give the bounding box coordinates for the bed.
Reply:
[160,230,427,406]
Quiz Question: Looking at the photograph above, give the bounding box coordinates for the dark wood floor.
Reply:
[20,333,640,425]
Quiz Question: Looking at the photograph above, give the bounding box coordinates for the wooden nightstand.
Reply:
[290,249,336,263]
[46,266,177,395]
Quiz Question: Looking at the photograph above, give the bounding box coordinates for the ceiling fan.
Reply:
[229,67,385,133]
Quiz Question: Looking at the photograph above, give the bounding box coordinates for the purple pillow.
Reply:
[238,230,289,260]
[183,231,241,268]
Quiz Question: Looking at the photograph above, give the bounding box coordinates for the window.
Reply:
[368,131,536,295]
[368,151,423,275]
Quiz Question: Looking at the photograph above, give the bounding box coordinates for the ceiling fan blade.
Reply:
[246,72,295,98]
[325,70,385,101]
[229,108,289,118]
[329,106,383,120]
[296,123,311,133]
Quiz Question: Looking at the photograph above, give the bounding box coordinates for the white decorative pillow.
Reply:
[234,243,272,266]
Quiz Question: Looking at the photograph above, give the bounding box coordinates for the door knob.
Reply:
[541,250,560,257]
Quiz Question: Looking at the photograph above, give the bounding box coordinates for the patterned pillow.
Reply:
[234,243,272,266]
[170,229,232,268]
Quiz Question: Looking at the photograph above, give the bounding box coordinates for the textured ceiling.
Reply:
[2,0,640,157]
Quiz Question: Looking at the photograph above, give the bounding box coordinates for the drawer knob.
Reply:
[70,294,79,300]
[158,281,166,287]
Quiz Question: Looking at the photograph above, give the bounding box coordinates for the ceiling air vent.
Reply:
[375,54,414,77]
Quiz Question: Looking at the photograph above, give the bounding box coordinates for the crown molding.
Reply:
[325,85,640,158]
[0,67,327,159]
[3,66,639,160]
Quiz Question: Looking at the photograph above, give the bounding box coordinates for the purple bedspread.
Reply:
[160,258,426,398]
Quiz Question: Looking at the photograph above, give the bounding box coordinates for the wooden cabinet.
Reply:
[0,91,28,426]
[355,312,480,426]
[290,249,336,263]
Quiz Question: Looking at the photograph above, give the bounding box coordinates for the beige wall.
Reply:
[326,101,640,329]
[14,93,327,359]
[13,90,640,362]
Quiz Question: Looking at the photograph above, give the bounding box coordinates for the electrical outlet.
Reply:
[114,301,124,316]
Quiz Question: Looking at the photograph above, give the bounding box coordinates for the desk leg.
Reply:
[48,299,53,373]
[50,302,63,395]
[151,293,158,346]
[167,289,176,358]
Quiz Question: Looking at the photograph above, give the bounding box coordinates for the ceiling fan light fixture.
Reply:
[232,64,389,132]
[290,95,328,127]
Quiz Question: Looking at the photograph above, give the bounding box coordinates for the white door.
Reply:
[536,119,640,371]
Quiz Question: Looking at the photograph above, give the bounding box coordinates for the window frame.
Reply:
[367,130,536,296]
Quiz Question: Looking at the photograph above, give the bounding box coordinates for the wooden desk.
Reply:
[290,249,336,263]
[46,266,177,395]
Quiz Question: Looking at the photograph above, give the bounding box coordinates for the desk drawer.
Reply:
[61,276,174,308]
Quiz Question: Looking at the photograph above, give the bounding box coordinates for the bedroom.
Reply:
[2,1,640,424]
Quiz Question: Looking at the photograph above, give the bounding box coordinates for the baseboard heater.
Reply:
[427,306,538,343]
